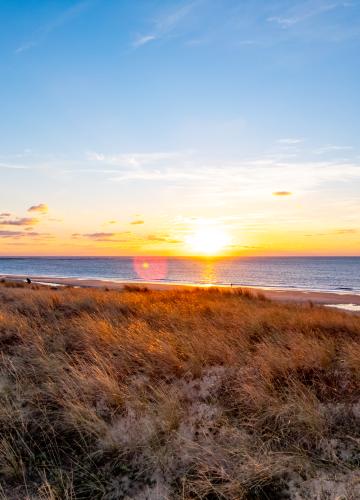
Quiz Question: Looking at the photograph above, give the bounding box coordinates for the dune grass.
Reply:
[0,282,359,499]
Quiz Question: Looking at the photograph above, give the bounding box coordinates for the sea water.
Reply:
[0,256,359,294]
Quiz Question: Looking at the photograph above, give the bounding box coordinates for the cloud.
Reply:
[273,191,293,197]
[132,0,201,48]
[111,169,203,183]
[0,217,39,226]
[0,230,36,238]
[72,232,134,242]
[28,203,48,214]
[133,34,157,48]
[0,162,29,169]
[15,41,38,54]
[15,1,93,54]
[87,151,184,167]
[277,138,305,145]
[72,230,182,245]
[0,212,11,217]
[314,145,353,155]
[107,155,360,197]
[127,0,360,52]
[82,232,117,239]
[334,228,358,234]
[130,220,144,225]
[268,1,349,28]
[147,233,182,244]
[305,228,358,237]
[0,230,51,240]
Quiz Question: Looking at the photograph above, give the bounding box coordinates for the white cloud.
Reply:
[268,1,351,28]
[132,0,201,48]
[277,138,305,145]
[314,145,353,154]
[15,1,93,54]
[132,34,157,48]
[87,151,188,167]
[0,162,29,169]
[15,41,38,54]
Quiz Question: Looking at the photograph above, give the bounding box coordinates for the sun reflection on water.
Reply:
[200,258,217,285]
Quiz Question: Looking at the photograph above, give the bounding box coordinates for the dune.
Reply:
[0,281,359,498]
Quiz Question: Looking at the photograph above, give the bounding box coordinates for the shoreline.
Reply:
[2,273,360,308]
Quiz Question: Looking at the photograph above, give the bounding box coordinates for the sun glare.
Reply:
[186,226,230,256]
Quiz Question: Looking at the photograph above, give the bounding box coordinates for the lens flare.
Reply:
[133,256,168,281]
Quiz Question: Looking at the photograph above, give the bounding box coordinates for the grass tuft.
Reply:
[0,283,359,498]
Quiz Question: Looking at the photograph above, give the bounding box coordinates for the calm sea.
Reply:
[0,257,359,293]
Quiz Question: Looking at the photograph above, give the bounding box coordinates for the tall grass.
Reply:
[0,283,359,499]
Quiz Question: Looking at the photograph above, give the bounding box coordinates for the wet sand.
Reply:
[2,274,360,308]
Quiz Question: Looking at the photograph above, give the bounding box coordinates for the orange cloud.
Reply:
[0,217,39,226]
[28,203,48,214]
[0,230,51,239]
[83,232,117,239]
[334,229,357,235]
[273,191,292,196]
[147,233,181,244]
[130,220,144,225]
[72,232,133,242]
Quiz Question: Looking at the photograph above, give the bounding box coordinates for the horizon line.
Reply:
[0,255,359,259]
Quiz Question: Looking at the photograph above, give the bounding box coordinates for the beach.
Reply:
[2,274,360,311]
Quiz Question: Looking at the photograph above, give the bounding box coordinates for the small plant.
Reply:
[123,284,149,292]
[0,285,358,498]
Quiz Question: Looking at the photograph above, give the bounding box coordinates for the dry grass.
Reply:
[0,282,359,499]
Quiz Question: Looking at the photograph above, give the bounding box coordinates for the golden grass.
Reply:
[0,283,359,499]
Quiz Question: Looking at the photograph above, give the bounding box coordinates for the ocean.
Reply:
[0,256,359,294]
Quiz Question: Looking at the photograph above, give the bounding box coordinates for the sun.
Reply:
[186,226,230,256]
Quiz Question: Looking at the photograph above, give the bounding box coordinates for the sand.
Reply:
[1,274,360,309]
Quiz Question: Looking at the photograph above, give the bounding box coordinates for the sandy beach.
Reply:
[2,273,360,308]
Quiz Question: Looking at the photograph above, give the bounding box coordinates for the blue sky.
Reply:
[0,0,360,255]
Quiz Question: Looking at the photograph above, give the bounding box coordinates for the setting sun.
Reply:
[186,226,230,256]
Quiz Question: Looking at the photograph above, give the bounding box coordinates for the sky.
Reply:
[1,0,360,256]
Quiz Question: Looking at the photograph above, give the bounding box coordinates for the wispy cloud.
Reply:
[0,162,29,170]
[334,228,358,234]
[268,1,352,28]
[132,34,157,48]
[314,145,353,155]
[103,220,118,226]
[15,1,93,54]
[0,218,39,227]
[87,150,188,167]
[0,230,51,240]
[72,232,134,243]
[108,155,360,213]
[132,0,202,48]
[147,233,182,244]
[277,138,305,145]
